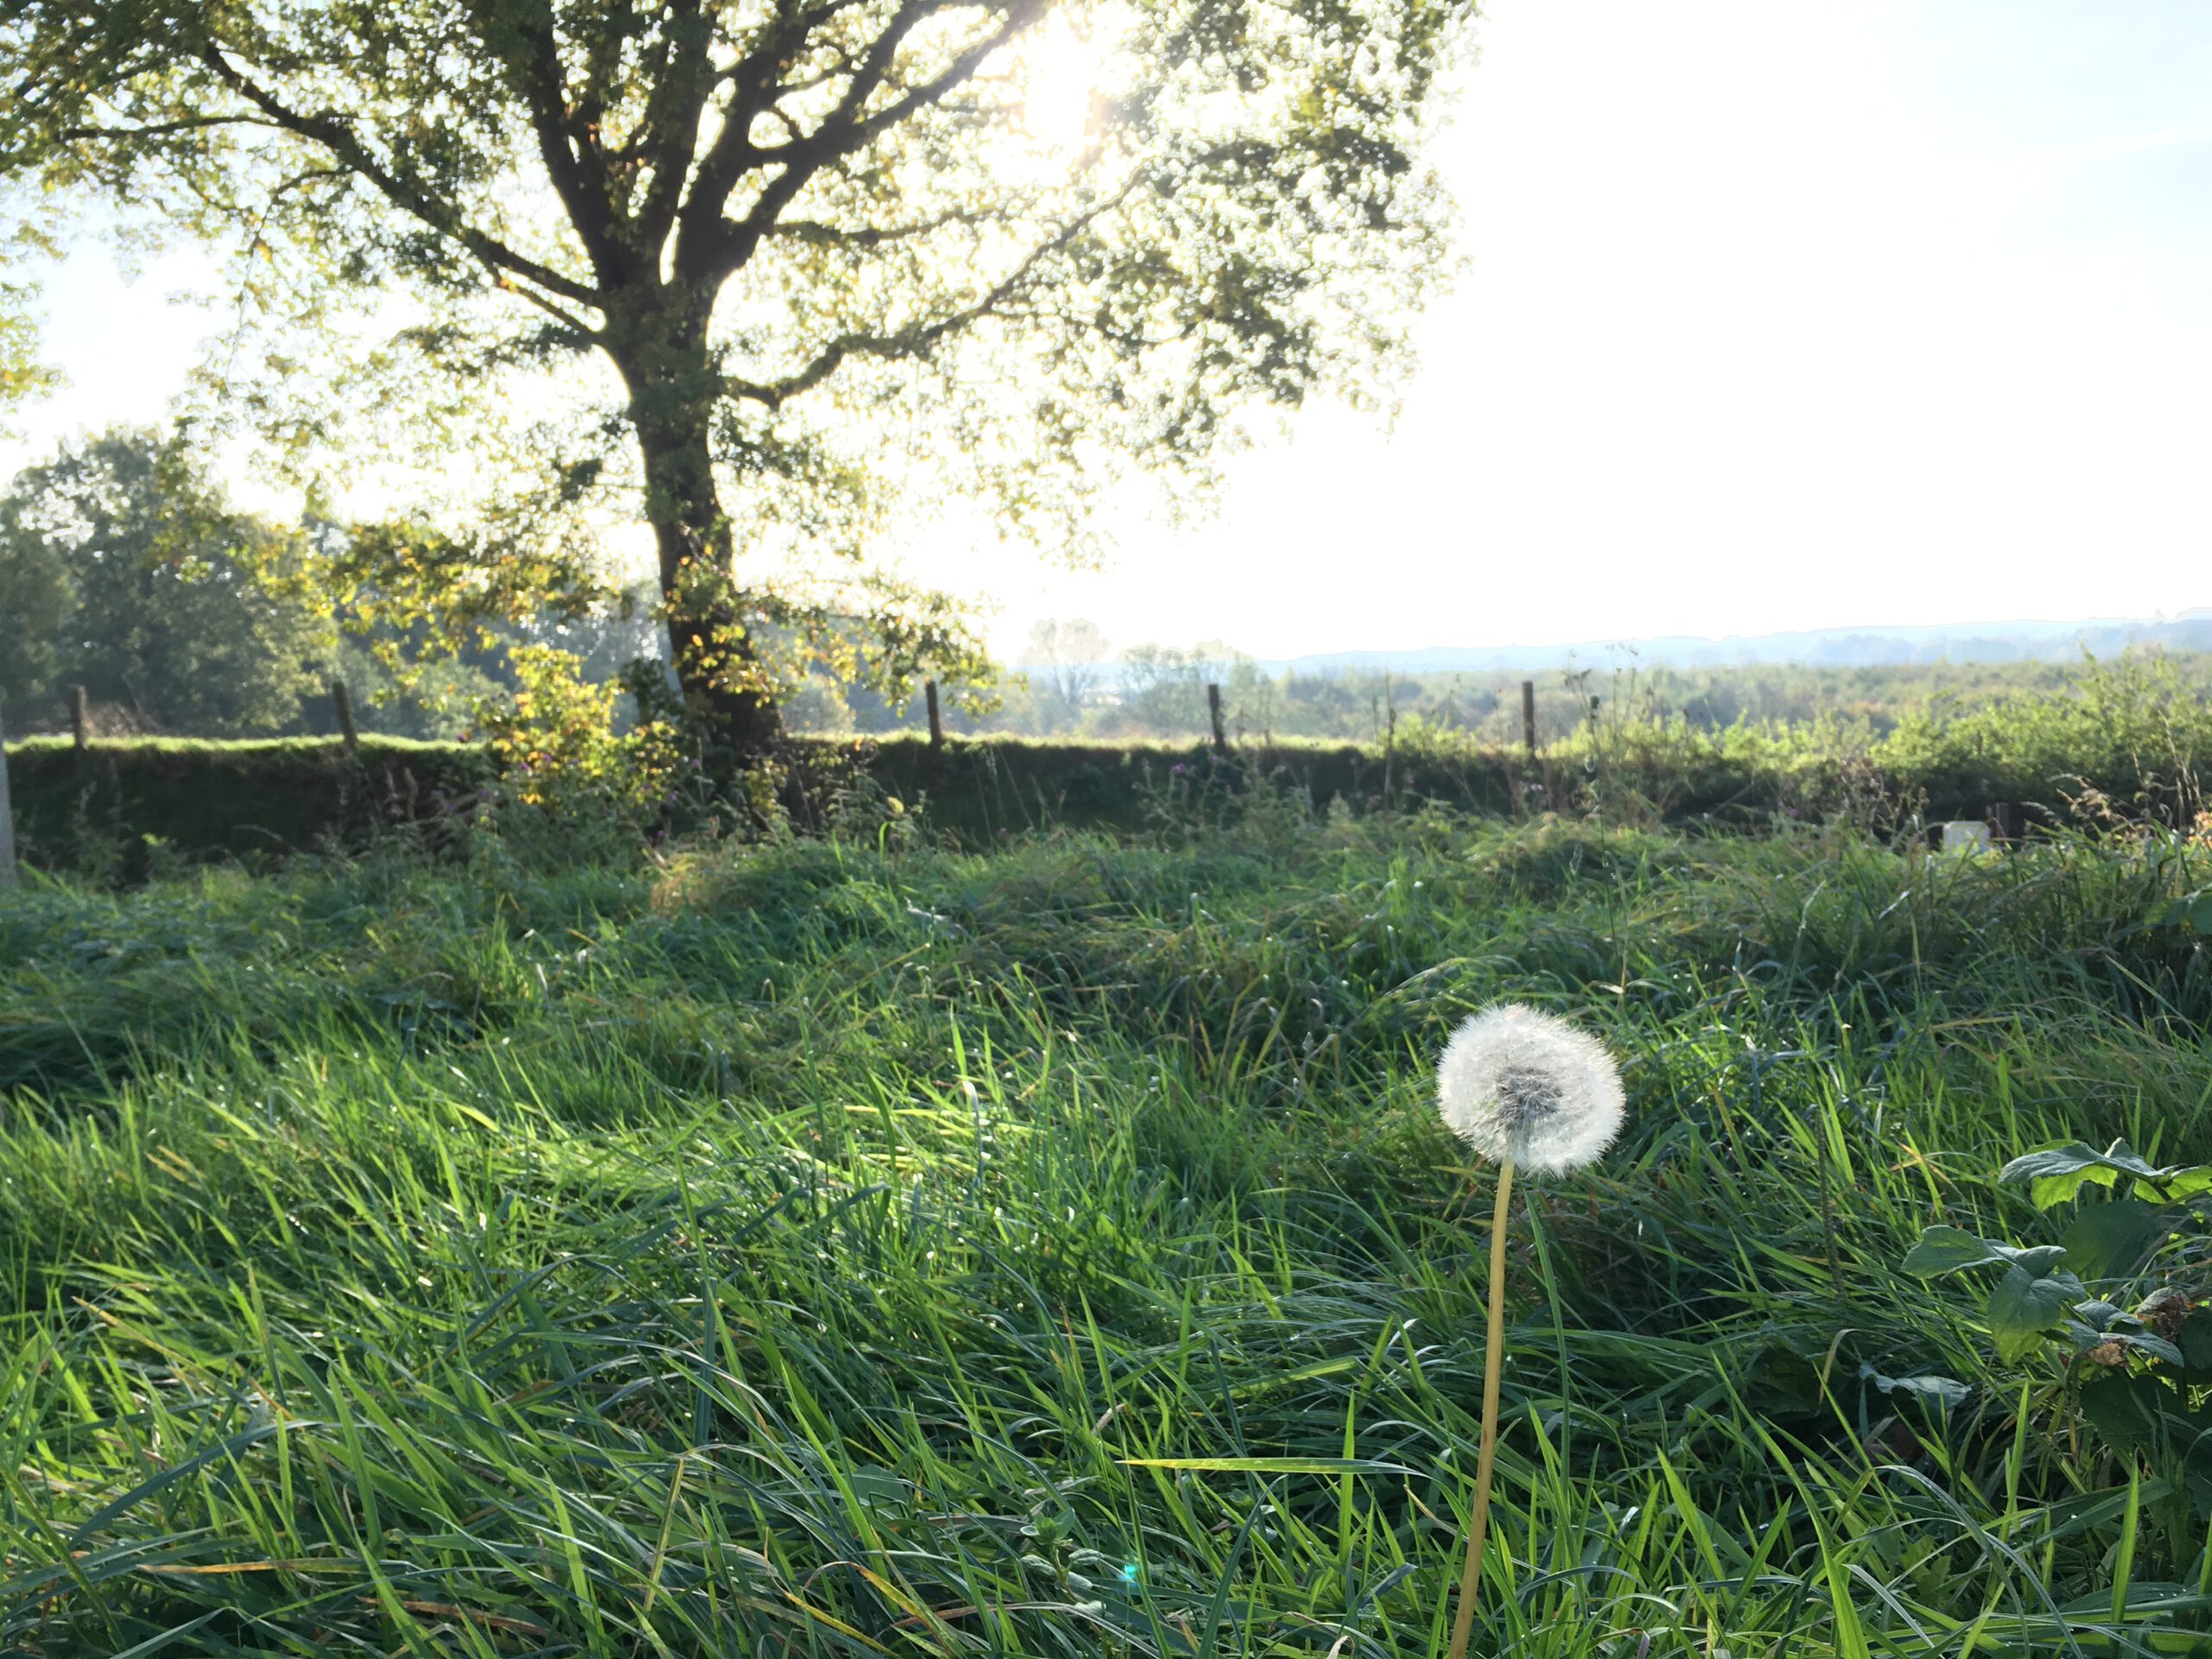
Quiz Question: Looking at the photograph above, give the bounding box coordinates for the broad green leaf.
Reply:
[2058,1199,2169,1281]
[2080,1374,2168,1456]
[1859,1364,1971,1408]
[2078,1370,2212,1500]
[2168,1167,2212,1200]
[2115,1330,2185,1366]
[1902,1224,2067,1280]
[2000,1141,2133,1206]
[2000,1140,2212,1209]
[2063,1303,2186,1365]
[2181,1309,2212,1375]
[1984,1263,2086,1362]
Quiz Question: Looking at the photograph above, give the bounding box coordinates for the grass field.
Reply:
[3,806,2211,1656]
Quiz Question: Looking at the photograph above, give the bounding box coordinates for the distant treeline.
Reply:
[810,643,2212,750]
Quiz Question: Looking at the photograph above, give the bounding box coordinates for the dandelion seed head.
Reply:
[1437,1003,1624,1175]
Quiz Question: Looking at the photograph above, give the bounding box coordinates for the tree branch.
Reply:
[198,45,605,314]
[766,201,1014,248]
[626,0,721,256]
[729,173,1139,408]
[503,10,635,286]
[672,0,881,268]
[59,113,280,141]
[683,0,1041,286]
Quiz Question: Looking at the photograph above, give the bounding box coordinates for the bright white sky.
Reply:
[8,0,2211,661]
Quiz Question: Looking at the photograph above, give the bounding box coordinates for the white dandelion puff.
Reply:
[1436,1004,1624,1177]
[1434,1002,1627,1659]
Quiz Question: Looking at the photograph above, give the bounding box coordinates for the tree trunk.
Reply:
[613,296,783,762]
[643,435,783,760]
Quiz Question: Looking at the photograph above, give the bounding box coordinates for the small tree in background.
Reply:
[1118,639,1238,734]
[0,503,69,721]
[0,429,333,735]
[1021,617,1111,730]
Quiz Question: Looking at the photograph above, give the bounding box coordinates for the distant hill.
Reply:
[1252,612,2212,677]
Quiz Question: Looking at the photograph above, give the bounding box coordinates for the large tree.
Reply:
[0,0,1460,756]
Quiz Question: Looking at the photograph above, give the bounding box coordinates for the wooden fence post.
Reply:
[332,678,360,753]
[925,679,944,749]
[1206,682,1228,754]
[0,710,16,889]
[1521,680,1537,760]
[71,684,90,752]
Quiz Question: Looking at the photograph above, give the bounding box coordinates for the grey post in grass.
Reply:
[1521,680,1537,760]
[1207,682,1228,754]
[925,679,944,749]
[70,684,90,751]
[0,710,16,888]
[332,678,360,753]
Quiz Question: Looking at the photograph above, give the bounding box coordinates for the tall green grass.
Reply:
[3,811,2209,1655]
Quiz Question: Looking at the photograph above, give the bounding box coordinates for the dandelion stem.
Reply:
[1446,1154,1515,1659]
